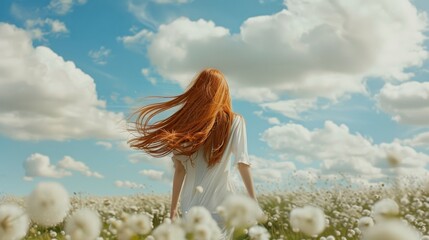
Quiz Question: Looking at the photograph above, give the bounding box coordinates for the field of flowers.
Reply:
[1,178,429,240]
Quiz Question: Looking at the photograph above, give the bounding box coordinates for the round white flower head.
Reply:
[0,204,30,240]
[182,206,222,240]
[371,198,399,222]
[357,217,375,232]
[26,182,70,227]
[362,220,420,240]
[217,194,265,229]
[152,222,186,240]
[424,179,429,194]
[127,213,153,235]
[64,208,101,240]
[195,186,204,194]
[193,224,212,240]
[117,227,134,240]
[248,225,270,240]
[183,206,213,232]
[289,205,326,237]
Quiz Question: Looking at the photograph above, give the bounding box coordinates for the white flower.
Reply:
[289,205,326,237]
[183,207,213,232]
[193,224,212,240]
[117,227,134,240]
[0,204,30,240]
[371,198,399,222]
[26,182,70,226]
[64,208,101,240]
[362,220,420,240]
[182,206,222,240]
[115,212,153,239]
[357,217,374,232]
[195,186,204,194]
[248,225,270,240]
[424,179,429,194]
[127,214,153,235]
[152,222,186,240]
[217,194,265,229]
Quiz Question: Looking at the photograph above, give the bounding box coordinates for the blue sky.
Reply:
[0,0,428,196]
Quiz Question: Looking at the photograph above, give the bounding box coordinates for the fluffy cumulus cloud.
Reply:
[48,0,88,15]
[0,23,126,141]
[261,121,429,184]
[376,81,429,125]
[260,98,318,120]
[58,156,104,178]
[88,46,111,65]
[121,0,427,105]
[245,155,295,184]
[399,132,429,148]
[152,0,191,4]
[129,153,172,182]
[115,180,145,189]
[23,153,72,180]
[139,169,165,180]
[25,18,68,40]
[96,141,113,149]
[23,153,103,180]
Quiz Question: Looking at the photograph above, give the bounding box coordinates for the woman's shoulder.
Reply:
[233,113,245,125]
[229,113,245,136]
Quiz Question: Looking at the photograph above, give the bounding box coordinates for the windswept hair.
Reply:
[127,68,237,167]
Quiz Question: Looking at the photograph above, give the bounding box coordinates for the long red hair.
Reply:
[127,68,236,167]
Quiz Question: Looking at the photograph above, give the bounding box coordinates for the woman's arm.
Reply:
[237,162,257,201]
[170,158,186,220]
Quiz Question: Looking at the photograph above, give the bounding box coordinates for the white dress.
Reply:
[171,114,251,230]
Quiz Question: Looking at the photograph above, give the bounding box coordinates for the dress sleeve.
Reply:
[172,150,187,171]
[232,115,251,166]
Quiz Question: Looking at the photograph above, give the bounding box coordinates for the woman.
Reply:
[127,68,257,231]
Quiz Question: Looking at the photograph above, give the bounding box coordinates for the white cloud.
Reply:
[141,68,157,85]
[248,155,295,183]
[127,1,158,30]
[0,23,126,141]
[122,0,428,102]
[399,132,429,148]
[139,169,165,180]
[48,0,87,15]
[115,180,145,189]
[260,98,317,119]
[88,46,111,65]
[153,0,191,4]
[122,96,135,105]
[376,81,429,125]
[261,121,429,181]
[253,111,281,125]
[25,18,68,40]
[58,156,104,178]
[125,0,192,30]
[267,117,280,125]
[23,153,72,180]
[129,153,173,181]
[119,29,153,49]
[96,141,113,149]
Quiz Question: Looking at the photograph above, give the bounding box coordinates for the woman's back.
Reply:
[172,114,250,226]
[127,68,256,238]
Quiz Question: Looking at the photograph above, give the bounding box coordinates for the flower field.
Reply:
[1,179,429,240]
